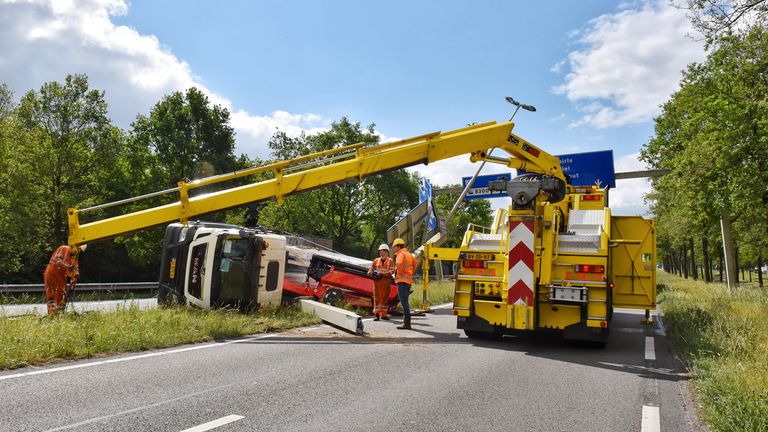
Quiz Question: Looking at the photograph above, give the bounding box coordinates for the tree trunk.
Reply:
[689,238,698,280]
[718,246,724,282]
[759,255,764,288]
[682,244,689,279]
[735,247,741,283]
[720,213,737,290]
[673,254,678,275]
[702,236,712,282]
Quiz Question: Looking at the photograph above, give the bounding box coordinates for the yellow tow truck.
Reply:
[65,109,655,344]
[421,181,655,344]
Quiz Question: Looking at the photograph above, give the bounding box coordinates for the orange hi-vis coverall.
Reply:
[394,248,416,285]
[43,245,79,315]
[370,256,395,318]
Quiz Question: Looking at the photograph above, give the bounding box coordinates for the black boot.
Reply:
[397,315,411,330]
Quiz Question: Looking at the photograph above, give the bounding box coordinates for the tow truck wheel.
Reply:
[464,329,502,340]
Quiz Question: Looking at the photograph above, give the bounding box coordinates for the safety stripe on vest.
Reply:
[508,219,534,305]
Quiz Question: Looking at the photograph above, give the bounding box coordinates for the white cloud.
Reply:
[554,0,707,128]
[547,113,566,122]
[0,0,327,158]
[408,155,488,187]
[610,152,653,215]
[549,60,566,73]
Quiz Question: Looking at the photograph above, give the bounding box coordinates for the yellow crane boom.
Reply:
[67,120,565,246]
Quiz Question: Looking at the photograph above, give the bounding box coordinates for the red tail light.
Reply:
[463,259,487,269]
[576,264,604,274]
[581,194,602,201]
[609,282,615,289]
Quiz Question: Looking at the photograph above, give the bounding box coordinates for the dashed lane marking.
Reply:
[641,405,660,432]
[180,415,244,432]
[645,336,656,361]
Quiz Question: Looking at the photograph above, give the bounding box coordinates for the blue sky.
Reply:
[0,0,708,214]
[111,1,648,156]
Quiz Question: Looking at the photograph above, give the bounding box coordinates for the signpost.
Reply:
[461,173,513,200]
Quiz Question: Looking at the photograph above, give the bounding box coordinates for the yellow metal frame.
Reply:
[67,120,566,247]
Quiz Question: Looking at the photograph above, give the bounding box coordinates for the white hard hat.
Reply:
[378,243,390,252]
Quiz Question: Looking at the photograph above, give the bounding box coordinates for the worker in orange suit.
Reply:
[392,238,416,330]
[368,243,395,321]
[43,244,85,315]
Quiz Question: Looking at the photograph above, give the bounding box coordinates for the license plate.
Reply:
[465,253,494,261]
[169,258,176,279]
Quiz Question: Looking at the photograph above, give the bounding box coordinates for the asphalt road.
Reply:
[0,305,703,432]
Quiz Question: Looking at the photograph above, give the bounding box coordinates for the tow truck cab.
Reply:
[158,222,286,309]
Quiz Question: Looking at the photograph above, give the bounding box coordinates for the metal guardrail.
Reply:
[0,282,158,294]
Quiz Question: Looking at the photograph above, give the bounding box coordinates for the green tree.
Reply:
[0,84,42,278]
[433,187,493,248]
[641,27,768,286]
[131,87,238,185]
[681,0,767,43]
[15,74,122,246]
[258,118,419,257]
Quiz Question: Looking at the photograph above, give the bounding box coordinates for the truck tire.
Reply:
[464,328,502,340]
[322,288,344,307]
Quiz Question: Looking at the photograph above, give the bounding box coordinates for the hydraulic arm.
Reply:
[67,120,565,247]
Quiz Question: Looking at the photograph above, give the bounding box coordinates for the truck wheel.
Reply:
[464,329,502,340]
[322,288,344,306]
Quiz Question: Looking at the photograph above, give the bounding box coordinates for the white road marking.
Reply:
[42,381,241,431]
[641,405,660,432]
[654,315,666,336]
[0,334,275,382]
[180,415,244,432]
[430,302,453,310]
[645,336,656,361]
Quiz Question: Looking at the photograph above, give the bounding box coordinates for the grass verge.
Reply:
[0,305,320,370]
[658,272,768,431]
[409,279,455,307]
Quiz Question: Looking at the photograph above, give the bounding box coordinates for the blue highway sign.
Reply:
[461,173,513,200]
[419,178,437,230]
[518,150,616,188]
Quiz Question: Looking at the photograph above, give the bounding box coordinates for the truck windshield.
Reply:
[213,237,253,305]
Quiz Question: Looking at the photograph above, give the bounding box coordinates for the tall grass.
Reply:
[659,272,768,431]
[0,305,320,370]
[409,279,456,307]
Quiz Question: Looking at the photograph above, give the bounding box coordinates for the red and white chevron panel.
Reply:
[508,218,534,305]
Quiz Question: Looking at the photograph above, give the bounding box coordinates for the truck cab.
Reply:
[158,222,286,310]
